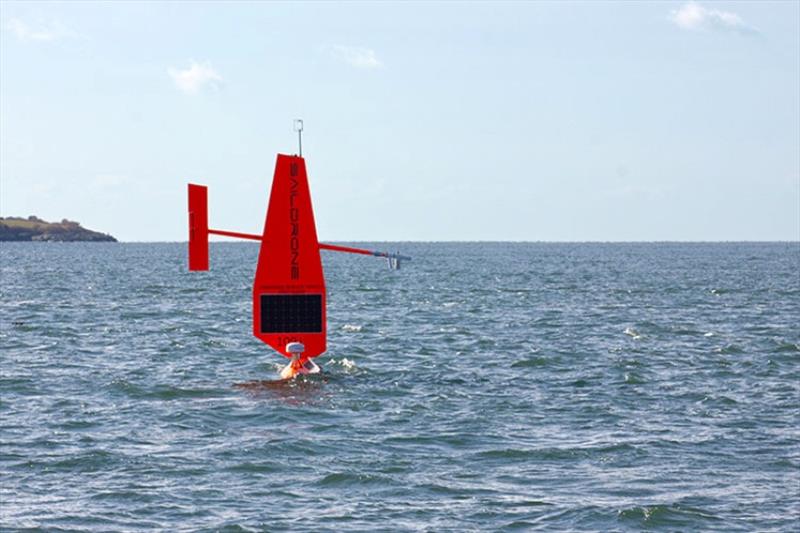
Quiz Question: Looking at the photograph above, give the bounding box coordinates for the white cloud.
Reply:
[326,45,383,69]
[670,2,757,34]
[7,17,74,42]
[168,61,223,94]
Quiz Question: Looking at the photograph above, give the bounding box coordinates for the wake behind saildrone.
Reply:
[187,122,409,382]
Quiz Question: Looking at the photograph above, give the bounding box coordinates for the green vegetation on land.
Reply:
[0,216,117,242]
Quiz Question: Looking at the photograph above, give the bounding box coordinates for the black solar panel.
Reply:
[260,294,322,333]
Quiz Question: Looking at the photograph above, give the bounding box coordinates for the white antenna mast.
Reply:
[293,119,304,156]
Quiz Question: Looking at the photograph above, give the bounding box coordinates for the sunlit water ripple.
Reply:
[1,242,798,531]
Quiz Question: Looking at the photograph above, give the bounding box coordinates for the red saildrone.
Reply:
[187,122,409,379]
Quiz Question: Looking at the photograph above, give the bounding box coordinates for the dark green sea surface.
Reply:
[1,242,798,531]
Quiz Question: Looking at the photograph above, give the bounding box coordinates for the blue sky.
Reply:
[1,1,798,242]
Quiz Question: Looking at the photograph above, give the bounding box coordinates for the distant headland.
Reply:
[0,216,117,242]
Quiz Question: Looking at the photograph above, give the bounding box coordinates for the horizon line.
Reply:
[16,239,797,245]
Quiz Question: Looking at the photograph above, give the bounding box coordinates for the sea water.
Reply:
[1,242,798,531]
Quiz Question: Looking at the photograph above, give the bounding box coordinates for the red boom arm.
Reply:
[188,183,409,269]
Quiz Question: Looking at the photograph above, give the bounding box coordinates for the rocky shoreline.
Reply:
[0,216,117,242]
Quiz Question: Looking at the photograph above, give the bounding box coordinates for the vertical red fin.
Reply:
[252,155,326,358]
[188,183,209,271]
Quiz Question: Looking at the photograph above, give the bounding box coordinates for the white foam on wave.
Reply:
[342,324,362,332]
[624,327,642,340]
[328,357,357,370]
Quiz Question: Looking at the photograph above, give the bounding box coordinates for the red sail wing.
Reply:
[252,155,326,358]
